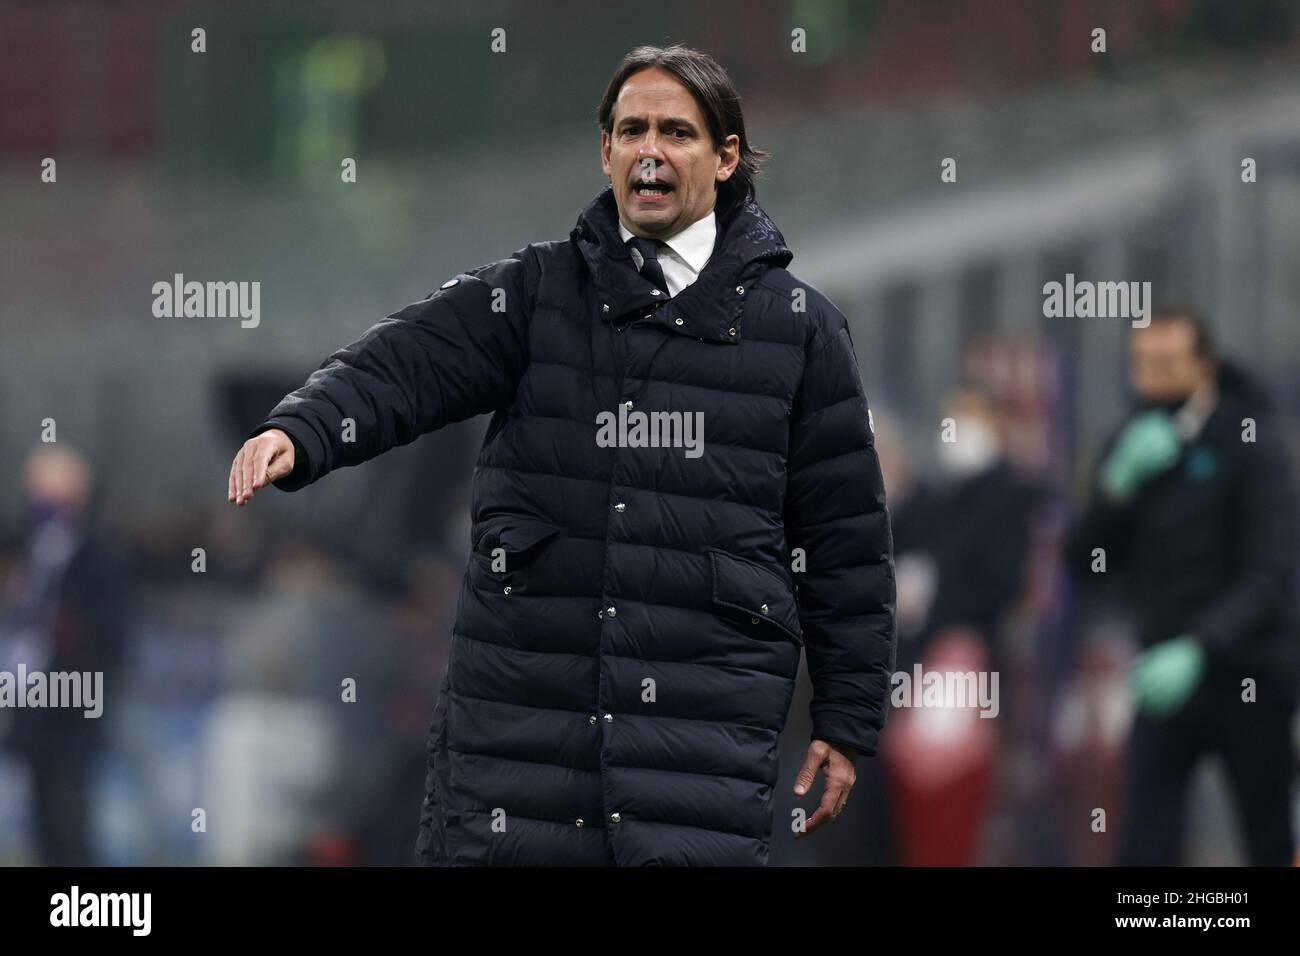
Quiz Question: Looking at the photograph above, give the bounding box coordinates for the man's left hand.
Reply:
[792,739,857,838]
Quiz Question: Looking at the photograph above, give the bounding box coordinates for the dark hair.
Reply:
[596,44,769,206]
[1149,306,1216,360]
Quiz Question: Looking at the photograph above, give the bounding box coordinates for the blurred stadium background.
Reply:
[1,0,1298,864]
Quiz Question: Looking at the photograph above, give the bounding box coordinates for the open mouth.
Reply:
[633,180,673,198]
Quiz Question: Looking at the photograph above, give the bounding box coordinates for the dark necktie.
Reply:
[626,236,671,298]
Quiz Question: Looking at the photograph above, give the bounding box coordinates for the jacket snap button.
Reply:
[606,606,617,618]
[760,603,769,615]
[736,285,745,295]
[576,818,585,827]
[503,586,512,596]
[750,617,759,624]
[614,502,626,513]
[674,317,684,326]
[597,608,604,620]
[601,304,609,313]
[623,400,634,410]
[651,290,661,296]
[728,328,737,336]
[589,715,597,725]
[603,713,613,722]
[610,812,621,823]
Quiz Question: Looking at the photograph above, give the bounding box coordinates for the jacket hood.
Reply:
[1216,357,1276,414]
[570,183,793,343]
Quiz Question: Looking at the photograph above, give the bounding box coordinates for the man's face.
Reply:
[1129,318,1212,408]
[601,66,740,240]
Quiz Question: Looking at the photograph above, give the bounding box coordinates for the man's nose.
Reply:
[638,131,666,161]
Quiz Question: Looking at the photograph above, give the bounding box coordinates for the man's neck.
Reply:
[619,209,713,244]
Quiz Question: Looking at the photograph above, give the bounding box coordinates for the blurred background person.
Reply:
[1063,309,1299,866]
[0,444,132,865]
[880,387,1047,865]
[874,410,940,656]
[5,0,1300,866]
[897,387,1046,679]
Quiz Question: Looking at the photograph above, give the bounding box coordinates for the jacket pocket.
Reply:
[468,514,561,593]
[705,547,803,646]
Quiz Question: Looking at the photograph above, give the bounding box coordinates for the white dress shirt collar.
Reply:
[618,210,716,277]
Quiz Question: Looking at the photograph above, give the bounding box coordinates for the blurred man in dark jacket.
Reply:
[899,387,1045,679]
[0,445,131,865]
[1064,309,1298,866]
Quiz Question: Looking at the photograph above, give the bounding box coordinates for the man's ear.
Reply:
[715,134,740,183]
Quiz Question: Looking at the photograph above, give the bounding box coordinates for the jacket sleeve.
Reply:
[1062,424,1134,580]
[1190,424,1299,657]
[783,308,897,759]
[248,247,539,492]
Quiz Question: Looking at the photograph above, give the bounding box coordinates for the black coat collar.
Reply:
[571,184,793,344]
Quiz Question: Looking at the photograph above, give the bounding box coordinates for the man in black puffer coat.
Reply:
[230,44,896,866]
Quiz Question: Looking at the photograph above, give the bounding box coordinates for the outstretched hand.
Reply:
[792,739,858,838]
[228,428,295,506]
